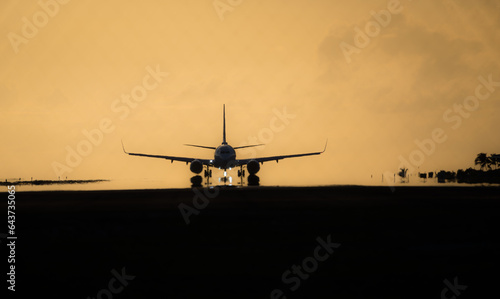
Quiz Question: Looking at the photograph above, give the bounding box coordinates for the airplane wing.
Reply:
[235,141,327,166]
[122,141,212,165]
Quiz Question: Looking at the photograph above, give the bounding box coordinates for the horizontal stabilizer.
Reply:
[233,144,265,149]
[184,144,216,150]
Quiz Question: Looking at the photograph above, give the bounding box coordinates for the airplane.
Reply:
[122,105,327,184]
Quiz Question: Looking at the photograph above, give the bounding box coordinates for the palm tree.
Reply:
[489,154,500,170]
[475,153,492,171]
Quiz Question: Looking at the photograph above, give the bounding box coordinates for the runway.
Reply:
[10,186,500,298]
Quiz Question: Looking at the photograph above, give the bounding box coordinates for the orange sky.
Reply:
[1,0,499,187]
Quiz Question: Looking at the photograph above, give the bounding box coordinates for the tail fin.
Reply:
[222,104,227,144]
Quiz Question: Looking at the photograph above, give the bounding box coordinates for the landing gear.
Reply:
[238,166,245,186]
[218,169,232,185]
[204,165,212,186]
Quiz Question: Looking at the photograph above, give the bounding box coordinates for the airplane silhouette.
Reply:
[122,105,326,183]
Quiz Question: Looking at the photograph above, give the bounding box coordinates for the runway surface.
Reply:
[7,186,500,298]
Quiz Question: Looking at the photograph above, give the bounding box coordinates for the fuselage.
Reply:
[213,143,236,169]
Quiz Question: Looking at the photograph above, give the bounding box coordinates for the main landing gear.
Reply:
[204,165,212,186]
[237,165,245,186]
[237,165,259,186]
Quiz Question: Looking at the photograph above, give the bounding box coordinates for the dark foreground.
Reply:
[5,186,500,298]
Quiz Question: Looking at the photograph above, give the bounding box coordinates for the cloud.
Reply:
[316,7,495,113]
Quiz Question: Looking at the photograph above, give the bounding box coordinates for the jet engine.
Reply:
[246,160,260,174]
[190,160,203,174]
